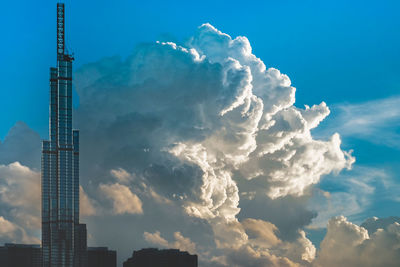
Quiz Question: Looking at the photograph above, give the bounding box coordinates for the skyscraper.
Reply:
[41,3,87,267]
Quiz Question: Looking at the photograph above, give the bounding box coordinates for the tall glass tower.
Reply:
[42,3,87,267]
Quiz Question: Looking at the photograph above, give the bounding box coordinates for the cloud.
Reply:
[141,208,316,266]
[242,220,316,264]
[173,231,197,255]
[0,216,19,240]
[288,230,316,263]
[144,231,197,254]
[0,121,41,169]
[76,23,353,218]
[315,96,400,148]
[242,219,281,247]
[109,167,173,206]
[238,193,317,241]
[314,216,400,267]
[183,24,354,204]
[99,183,143,215]
[169,143,241,222]
[0,161,41,244]
[144,218,315,267]
[0,162,40,232]
[0,216,39,244]
[110,168,132,183]
[0,161,98,244]
[143,231,169,247]
[361,216,400,235]
[80,186,97,216]
[221,245,300,267]
[69,22,356,265]
[202,217,316,266]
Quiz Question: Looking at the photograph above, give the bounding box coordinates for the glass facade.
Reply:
[42,3,87,267]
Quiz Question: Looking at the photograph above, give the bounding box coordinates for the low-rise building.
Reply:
[0,243,42,267]
[123,248,197,267]
[88,247,117,267]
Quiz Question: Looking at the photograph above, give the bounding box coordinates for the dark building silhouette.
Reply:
[88,247,116,267]
[75,224,88,267]
[123,248,198,267]
[41,3,87,266]
[0,243,42,267]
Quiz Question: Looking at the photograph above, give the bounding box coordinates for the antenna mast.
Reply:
[57,3,65,59]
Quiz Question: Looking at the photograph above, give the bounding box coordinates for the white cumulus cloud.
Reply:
[314,216,400,267]
[80,186,97,216]
[0,162,40,234]
[99,183,143,215]
[69,22,356,265]
[144,231,197,254]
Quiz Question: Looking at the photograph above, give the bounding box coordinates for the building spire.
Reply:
[57,3,65,59]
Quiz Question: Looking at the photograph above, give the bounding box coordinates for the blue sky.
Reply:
[1,0,400,264]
